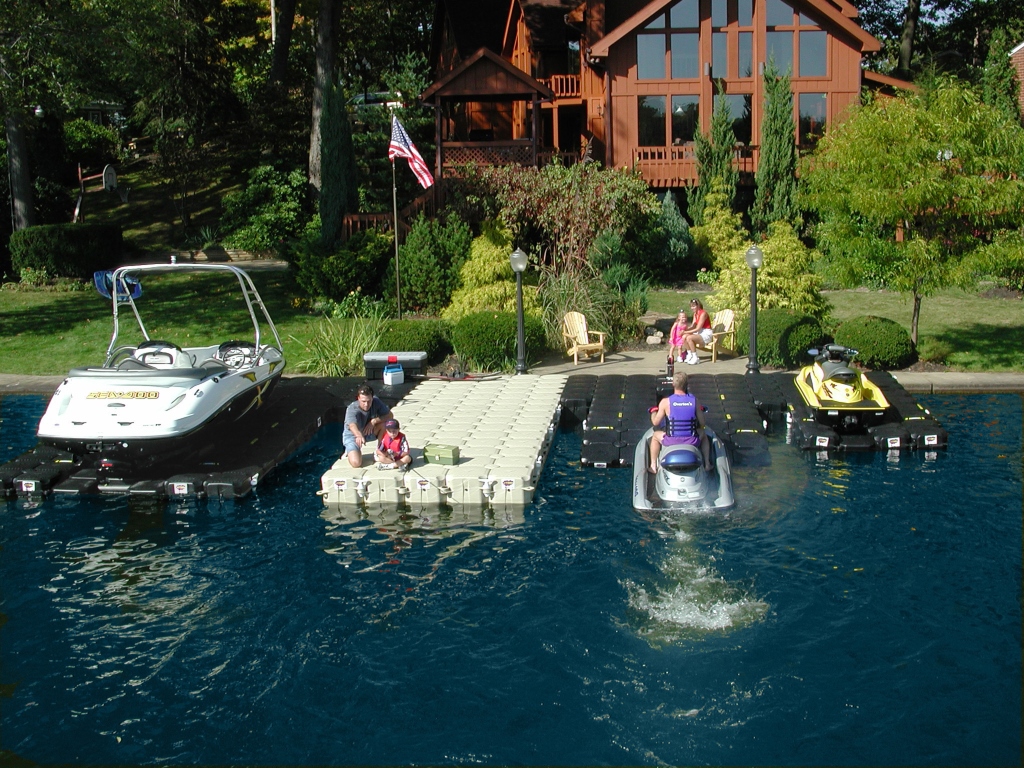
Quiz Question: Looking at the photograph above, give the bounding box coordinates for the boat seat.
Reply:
[134,341,195,369]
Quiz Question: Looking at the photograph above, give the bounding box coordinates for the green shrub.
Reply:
[221,165,308,252]
[450,310,546,372]
[538,270,639,350]
[441,222,541,322]
[380,319,453,364]
[398,211,472,314]
[294,312,389,377]
[63,118,122,168]
[292,227,393,302]
[10,223,122,279]
[917,337,953,364]
[736,308,827,369]
[834,315,916,370]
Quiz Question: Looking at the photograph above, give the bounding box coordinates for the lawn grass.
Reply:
[0,270,317,375]
[649,285,1024,371]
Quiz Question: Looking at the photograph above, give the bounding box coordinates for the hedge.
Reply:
[10,223,123,280]
[833,315,915,370]
[736,307,827,369]
[451,311,546,371]
[380,319,453,364]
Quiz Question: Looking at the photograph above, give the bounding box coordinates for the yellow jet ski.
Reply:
[794,345,892,432]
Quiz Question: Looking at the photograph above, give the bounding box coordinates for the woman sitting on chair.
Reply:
[681,299,713,365]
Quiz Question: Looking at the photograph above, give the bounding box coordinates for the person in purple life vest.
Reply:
[648,371,712,473]
[374,418,411,470]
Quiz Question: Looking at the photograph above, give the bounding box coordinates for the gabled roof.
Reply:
[589,0,880,58]
[1011,41,1024,56]
[421,46,556,104]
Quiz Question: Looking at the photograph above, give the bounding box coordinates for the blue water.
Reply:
[0,392,1020,765]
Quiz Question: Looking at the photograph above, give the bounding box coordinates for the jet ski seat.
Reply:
[660,446,701,469]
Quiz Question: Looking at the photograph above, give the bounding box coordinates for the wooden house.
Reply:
[423,0,910,188]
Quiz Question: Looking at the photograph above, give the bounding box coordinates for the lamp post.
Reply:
[509,247,528,375]
[745,244,764,375]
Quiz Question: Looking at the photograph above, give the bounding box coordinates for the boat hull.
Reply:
[37,364,282,475]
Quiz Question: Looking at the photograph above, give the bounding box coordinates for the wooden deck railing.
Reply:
[632,145,759,187]
[542,74,581,98]
[341,186,439,244]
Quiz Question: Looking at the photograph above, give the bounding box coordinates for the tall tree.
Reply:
[268,0,297,86]
[981,27,1022,123]
[319,81,356,246]
[308,0,337,198]
[688,83,738,226]
[896,0,923,78]
[751,60,798,235]
[0,0,103,230]
[801,78,1024,344]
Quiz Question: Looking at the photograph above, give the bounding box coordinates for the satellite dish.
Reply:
[102,164,117,192]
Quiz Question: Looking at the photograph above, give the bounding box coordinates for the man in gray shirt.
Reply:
[343,383,393,468]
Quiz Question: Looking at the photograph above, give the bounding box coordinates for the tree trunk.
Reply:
[5,113,36,231]
[897,0,921,78]
[307,0,337,199]
[911,289,922,347]
[268,0,296,85]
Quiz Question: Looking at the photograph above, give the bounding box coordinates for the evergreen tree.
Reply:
[688,82,738,225]
[319,82,356,247]
[982,28,1021,125]
[752,60,798,234]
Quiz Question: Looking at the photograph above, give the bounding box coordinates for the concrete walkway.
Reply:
[4,350,1024,396]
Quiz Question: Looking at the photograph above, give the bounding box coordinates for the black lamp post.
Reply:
[745,244,764,375]
[509,247,528,375]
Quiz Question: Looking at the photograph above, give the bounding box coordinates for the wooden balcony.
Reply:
[541,74,581,99]
[632,145,760,187]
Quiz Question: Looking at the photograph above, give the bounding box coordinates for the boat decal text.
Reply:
[87,390,160,400]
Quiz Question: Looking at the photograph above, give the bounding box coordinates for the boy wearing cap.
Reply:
[374,418,411,470]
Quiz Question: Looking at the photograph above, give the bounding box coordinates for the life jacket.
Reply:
[380,431,407,458]
[666,393,698,438]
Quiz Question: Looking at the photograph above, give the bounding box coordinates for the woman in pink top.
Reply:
[681,298,713,365]
[668,310,689,362]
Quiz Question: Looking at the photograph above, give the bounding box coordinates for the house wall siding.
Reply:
[1012,47,1024,118]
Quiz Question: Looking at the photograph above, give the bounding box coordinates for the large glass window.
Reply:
[738,0,753,26]
[711,0,728,27]
[672,96,699,143]
[799,92,826,146]
[715,93,752,144]
[738,31,753,77]
[799,31,827,77]
[766,0,793,26]
[637,34,667,79]
[766,31,793,74]
[671,33,700,78]
[713,32,728,77]
[638,96,667,146]
[670,0,699,28]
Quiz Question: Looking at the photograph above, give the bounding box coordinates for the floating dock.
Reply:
[319,375,566,509]
[2,368,947,504]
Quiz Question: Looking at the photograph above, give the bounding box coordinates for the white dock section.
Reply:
[319,375,568,508]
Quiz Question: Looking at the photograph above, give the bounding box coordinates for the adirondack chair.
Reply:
[562,311,606,365]
[694,309,736,363]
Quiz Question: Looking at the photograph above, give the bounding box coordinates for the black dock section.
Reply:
[1,376,418,501]
[563,370,948,468]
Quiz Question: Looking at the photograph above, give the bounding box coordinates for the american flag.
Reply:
[388,116,434,189]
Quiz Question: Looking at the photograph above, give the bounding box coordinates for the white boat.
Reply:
[632,426,734,512]
[36,263,285,474]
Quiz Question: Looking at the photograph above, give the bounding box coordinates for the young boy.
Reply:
[374,419,412,470]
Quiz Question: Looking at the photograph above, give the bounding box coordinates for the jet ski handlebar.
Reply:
[808,344,858,363]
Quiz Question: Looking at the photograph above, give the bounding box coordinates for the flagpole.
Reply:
[392,153,401,320]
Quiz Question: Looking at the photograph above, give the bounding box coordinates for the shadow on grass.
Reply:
[929,323,1024,370]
